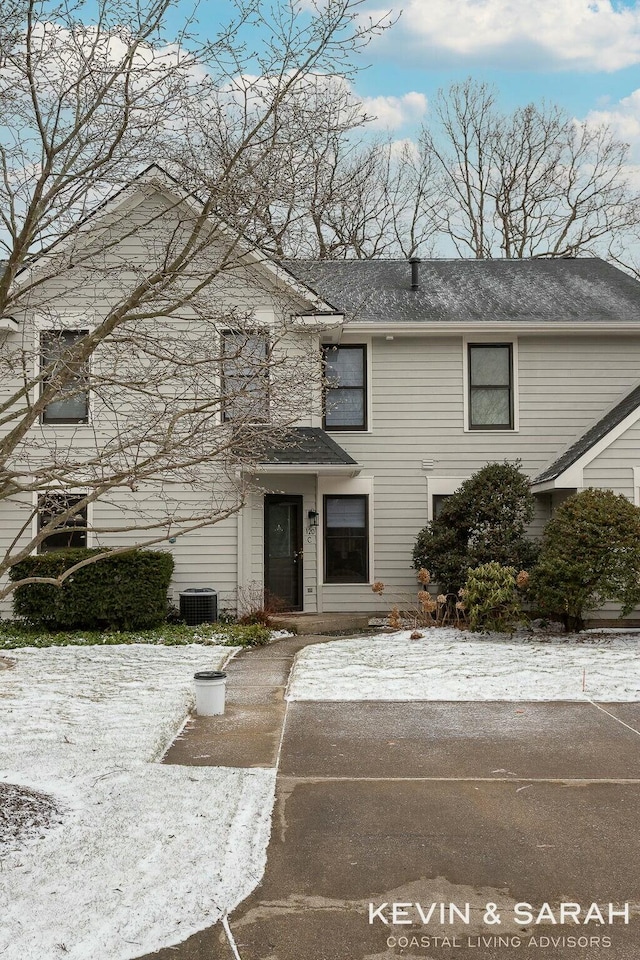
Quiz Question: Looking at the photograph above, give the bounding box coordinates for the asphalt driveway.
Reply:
[147,696,640,960]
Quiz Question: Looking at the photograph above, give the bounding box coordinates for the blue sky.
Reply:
[362,0,640,150]
[173,0,640,160]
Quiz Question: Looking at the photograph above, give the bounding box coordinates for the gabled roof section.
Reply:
[9,165,338,316]
[260,427,357,466]
[533,383,640,487]
[283,257,640,325]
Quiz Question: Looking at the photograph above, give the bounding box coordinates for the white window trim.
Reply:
[633,467,640,507]
[462,336,519,433]
[427,477,466,522]
[35,319,93,427]
[321,335,373,434]
[32,489,94,552]
[317,476,374,588]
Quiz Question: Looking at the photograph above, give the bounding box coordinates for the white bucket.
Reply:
[193,670,227,715]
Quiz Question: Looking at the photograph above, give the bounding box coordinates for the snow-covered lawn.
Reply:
[0,644,276,960]
[4,631,638,957]
[287,629,640,702]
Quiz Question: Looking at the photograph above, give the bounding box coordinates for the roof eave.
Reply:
[342,320,640,335]
[250,463,360,476]
[532,401,640,490]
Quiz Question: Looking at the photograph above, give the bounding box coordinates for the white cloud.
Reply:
[360,91,428,129]
[587,89,640,142]
[585,89,640,166]
[367,0,640,72]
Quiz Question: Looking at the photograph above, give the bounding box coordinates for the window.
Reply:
[221,331,269,422]
[37,493,88,552]
[468,343,513,430]
[323,344,367,430]
[324,494,369,583]
[432,494,452,520]
[41,330,89,424]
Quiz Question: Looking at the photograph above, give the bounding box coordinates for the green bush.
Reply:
[464,562,522,633]
[10,548,174,630]
[413,462,538,592]
[529,488,640,631]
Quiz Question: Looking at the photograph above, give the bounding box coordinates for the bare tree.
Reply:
[421,78,640,259]
[0,0,392,597]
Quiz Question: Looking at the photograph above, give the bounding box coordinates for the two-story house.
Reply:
[3,166,640,619]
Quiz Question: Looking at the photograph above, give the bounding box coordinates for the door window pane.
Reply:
[267,505,291,559]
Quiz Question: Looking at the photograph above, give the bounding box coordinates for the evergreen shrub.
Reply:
[529,488,640,631]
[413,462,538,593]
[10,548,174,630]
[464,561,523,633]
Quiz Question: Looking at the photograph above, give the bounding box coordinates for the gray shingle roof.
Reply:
[283,257,640,324]
[533,383,640,484]
[260,427,357,465]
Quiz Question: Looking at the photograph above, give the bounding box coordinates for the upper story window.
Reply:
[468,343,513,430]
[221,331,269,422]
[323,344,367,431]
[41,330,89,424]
[37,493,88,552]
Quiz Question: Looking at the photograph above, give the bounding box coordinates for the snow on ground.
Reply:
[287,629,640,702]
[0,644,276,960]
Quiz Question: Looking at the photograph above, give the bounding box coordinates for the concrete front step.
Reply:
[271,611,374,635]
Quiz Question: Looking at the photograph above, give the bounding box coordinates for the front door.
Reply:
[264,495,303,611]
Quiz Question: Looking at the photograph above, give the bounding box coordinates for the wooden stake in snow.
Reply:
[582,668,586,693]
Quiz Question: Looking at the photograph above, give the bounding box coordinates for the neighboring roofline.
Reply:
[531,390,640,490]
[0,316,19,331]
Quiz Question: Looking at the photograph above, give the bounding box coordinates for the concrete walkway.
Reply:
[163,634,334,769]
[139,636,640,960]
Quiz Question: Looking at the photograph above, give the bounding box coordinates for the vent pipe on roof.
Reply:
[409,257,421,291]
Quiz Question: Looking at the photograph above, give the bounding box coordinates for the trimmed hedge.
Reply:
[10,548,174,630]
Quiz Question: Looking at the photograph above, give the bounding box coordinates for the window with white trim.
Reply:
[221,330,269,422]
[323,344,367,430]
[468,343,513,430]
[41,330,89,424]
[432,493,452,520]
[324,494,369,583]
[37,493,88,552]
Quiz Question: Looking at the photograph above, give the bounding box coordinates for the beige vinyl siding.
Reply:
[316,333,640,610]
[0,187,320,617]
[90,486,240,613]
[0,492,37,617]
[583,420,640,499]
